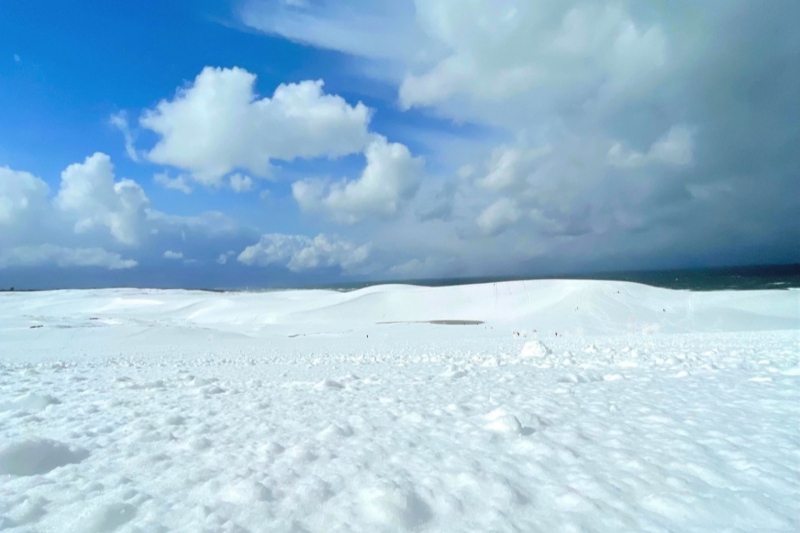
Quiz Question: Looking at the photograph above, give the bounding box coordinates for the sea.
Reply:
[10,263,796,293]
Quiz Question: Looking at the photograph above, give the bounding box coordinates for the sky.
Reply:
[0,0,798,289]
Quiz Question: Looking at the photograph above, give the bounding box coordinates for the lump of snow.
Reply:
[263,441,285,455]
[484,407,523,434]
[220,479,274,504]
[130,379,166,390]
[190,377,217,387]
[5,495,47,526]
[0,392,60,412]
[486,415,522,434]
[287,445,318,463]
[441,365,468,379]
[520,341,552,359]
[164,414,186,425]
[558,373,588,384]
[314,379,344,390]
[0,438,89,476]
[360,485,432,529]
[318,422,354,441]
[68,502,137,533]
[185,436,212,452]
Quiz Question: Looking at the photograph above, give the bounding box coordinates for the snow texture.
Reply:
[0,280,798,532]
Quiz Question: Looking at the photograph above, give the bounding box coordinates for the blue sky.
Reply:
[0,1,797,288]
[1,1,405,222]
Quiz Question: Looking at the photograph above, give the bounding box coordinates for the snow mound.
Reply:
[520,340,552,359]
[0,392,61,412]
[485,407,523,434]
[360,485,432,529]
[220,479,274,504]
[66,502,137,533]
[314,379,344,390]
[0,438,89,476]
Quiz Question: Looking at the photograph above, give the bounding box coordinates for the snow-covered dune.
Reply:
[1,281,798,532]
[2,280,798,333]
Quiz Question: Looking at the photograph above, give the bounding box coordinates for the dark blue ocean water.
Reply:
[12,263,790,293]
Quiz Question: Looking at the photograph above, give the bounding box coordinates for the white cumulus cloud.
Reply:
[0,154,258,281]
[399,2,667,116]
[154,172,193,194]
[229,173,254,193]
[477,145,553,192]
[140,67,372,187]
[55,153,149,246]
[243,1,666,124]
[293,136,423,224]
[0,167,50,226]
[608,125,694,168]
[477,198,520,235]
[238,233,370,272]
[163,250,184,260]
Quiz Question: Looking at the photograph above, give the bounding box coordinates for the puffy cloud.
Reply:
[293,136,423,224]
[608,126,694,168]
[477,198,520,235]
[399,2,666,115]
[0,155,258,282]
[414,180,456,222]
[0,167,50,227]
[154,172,192,194]
[215,251,237,265]
[238,233,370,272]
[461,136,646,240]
[0,245,136,270]
[55,153,149,246]
[477,146,552,192]
[4,2,797,283]
[163,250,183,260]
[146,209,243,239]
[140,67,372,186]
[243,1,666,121]
[229,173,254,193]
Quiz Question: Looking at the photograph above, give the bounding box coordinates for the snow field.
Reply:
[0,281,798,532]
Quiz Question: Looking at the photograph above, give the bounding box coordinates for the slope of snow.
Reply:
[0,281,798,532]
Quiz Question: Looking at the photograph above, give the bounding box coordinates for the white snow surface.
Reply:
[1,280,798,532]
